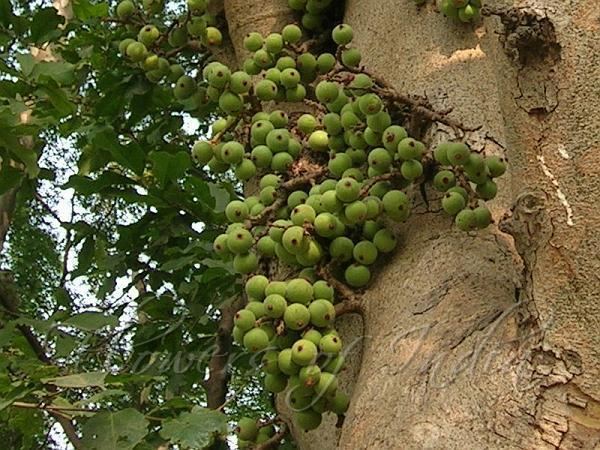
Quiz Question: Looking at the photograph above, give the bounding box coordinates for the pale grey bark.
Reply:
[222,0,600,447]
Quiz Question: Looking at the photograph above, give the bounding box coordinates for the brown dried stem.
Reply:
[253,423,288,450]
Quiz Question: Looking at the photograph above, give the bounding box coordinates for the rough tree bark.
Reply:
[221,0,600,448]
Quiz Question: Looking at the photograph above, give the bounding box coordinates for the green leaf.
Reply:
[15,53,35,77]
[81,408,149,450]
[17,54,75,86]
[42,371,107,388]
[208,183,230,213]
[0,163,23,194]
[63,312,119,331]
[0,385,36,411]
[160,255,197,272]
[30,8,62,44]
[7,145,39,178]
[53,287,71,307]
[91,128,145,175]
[159,407,228,449]
[149,151,191,187]
[54,333,78,358]
[0,0,14,28]
[65,171,136,195]
[75,389,128,406]
[72,235,95,277]
[37,83,76,118]
[72,0,109,20]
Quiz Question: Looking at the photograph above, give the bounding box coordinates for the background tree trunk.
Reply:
[223,0,600,448]
[0,189,17,253]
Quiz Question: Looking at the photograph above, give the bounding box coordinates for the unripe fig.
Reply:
[243,32,263,52]
[245,275,269,300]
[173,75,196,100]
[284,304,311,330]
[234,309,256,331]
[233,252,258,274]
[291,204,316,226]
[282,24,302,43]
[329,390,350,415]
[286,278,314,305]
[225,200,249,223]
[373,229,397,253]
[227,228,253,254]
[116,0,135,19]
[291,339,318,366]
[294,410,322,431]
[315,372,338,396]
[336,177,361,203]
[282,225,307,255]
[353,240,378,265]
[262,350,280,375]
[243,328,270,352]
[382,190,410,221]
[330,236,354,262]
[341,47,361,67]
[264,294,287,318]
[235,158,256,181]
[264,373,287,393]
[299,365,321,387]
[344,264,371,287]
[473,206,492,228]
[442,191,466,216]
[447,142,470,165]
[433,170,456,191]
[278,348,300,375]
[191,141,213,165]
[397,137,423,160]
[455,208,476,231]
[308,130,329,152]
[236,417,258,441]
[332,23,353,45]
[309,299,335,328]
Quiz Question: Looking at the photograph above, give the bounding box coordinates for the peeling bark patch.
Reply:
[488,7,562,67]
[557,144,570,160]
[536,155,575,226]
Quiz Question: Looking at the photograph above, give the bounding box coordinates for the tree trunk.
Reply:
[223,0,600,447]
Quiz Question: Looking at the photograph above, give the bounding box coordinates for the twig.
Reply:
[335,299,363,316]
[316,265,362,309]
[359,170,402,197]
[35,192,65,225]
[12,402,98,414]
[247,167,328,227]
[59,231,73,287]
[334,62,481,133]
[209,115,242,145]
[253,423,288,450]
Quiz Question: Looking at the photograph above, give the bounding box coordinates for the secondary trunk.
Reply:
[223,0,600,448]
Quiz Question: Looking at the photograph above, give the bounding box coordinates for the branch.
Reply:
[316,265,362,311]
[0,188,18,254]
[203,296,244,410]
[253,423,288,450]
[59,232,73,287]
[359,170,402,197]
[12,402,97,414]
[335,299,363,316]
[333,62,480,133]
[34,192,65,225]
[247,167,328,227]
[0,273,83,449]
